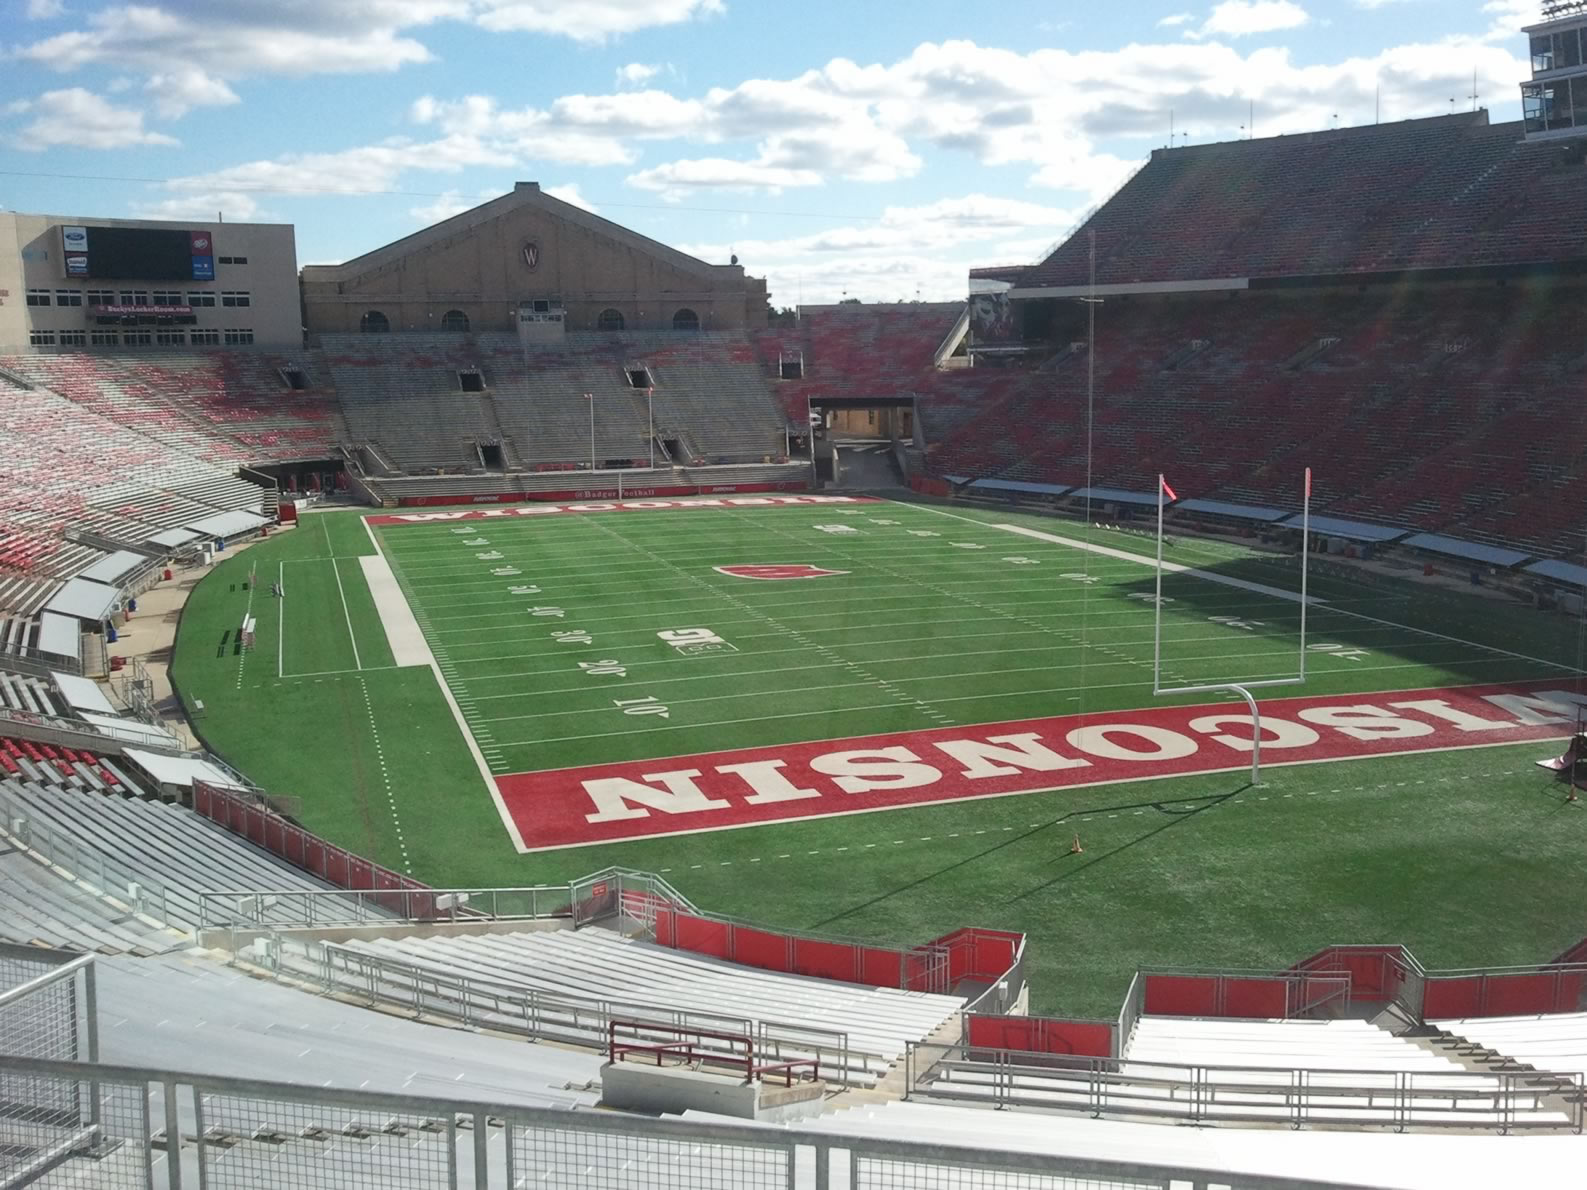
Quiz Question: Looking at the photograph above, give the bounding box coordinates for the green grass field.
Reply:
[170,497,1587,1016]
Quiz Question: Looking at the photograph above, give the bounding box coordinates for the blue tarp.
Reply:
[1525,558,1587,588]
[1400,533,1531,568]
[1281,514,1406,543]
[967,478,1072,496]
[1176,498,1290,523]
[1071,487,1161,507]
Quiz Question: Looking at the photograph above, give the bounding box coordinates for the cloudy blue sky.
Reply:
[0,1,1540,305]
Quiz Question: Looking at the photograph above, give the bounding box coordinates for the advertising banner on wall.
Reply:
[61,225,88,276]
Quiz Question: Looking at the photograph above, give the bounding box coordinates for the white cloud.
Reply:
[543,182,598,212]
[470,0,723,41]
[134,191,265,222]
[1157,12,1195,26]
[677,193,1080,304]
[6,87,178,151]
[1194,1,1311,37]
[627,158,823,198]
[615,62,661,88]
[145,68,240,118]
[13,0,729,93]
[410,189,474,223]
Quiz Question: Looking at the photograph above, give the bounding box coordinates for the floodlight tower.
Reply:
[1521,2,1587,139]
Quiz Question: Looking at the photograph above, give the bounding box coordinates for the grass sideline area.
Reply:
[170,498,1587,1016]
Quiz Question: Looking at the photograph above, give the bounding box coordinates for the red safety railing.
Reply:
[606,1019,820,1086]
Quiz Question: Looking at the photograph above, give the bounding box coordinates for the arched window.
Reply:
[597,308,625,332]
[672,307,700,331]
[440,309,469,332]
[360,310,390,334]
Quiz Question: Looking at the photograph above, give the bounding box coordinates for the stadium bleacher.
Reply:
[0,778,394,935]
[1018,113,1587,288]
[271,925,964,1087]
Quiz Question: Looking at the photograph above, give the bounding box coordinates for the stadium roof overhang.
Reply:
[45,578,120,622]
[1008,277,1249,301]
[806,395,918,408]
[1400,533,1533,568]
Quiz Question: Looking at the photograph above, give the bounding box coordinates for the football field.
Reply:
[173,496,1587,1015]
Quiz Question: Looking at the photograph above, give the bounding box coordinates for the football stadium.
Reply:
[4,5,1587,1187]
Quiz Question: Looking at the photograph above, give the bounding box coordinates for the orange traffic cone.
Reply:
[1069,834,1084,855]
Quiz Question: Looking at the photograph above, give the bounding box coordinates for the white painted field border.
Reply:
[362,518,528,853]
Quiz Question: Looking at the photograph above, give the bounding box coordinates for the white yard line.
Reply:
[896,500,1579,676]
[331,558,363,671]
[361,518,528,853]
[276,561,284,680]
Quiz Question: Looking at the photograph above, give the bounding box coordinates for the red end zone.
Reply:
[367,494,883,527]
[496,681,1585,851]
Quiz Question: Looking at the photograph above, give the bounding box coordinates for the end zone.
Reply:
[494,681,1584,851]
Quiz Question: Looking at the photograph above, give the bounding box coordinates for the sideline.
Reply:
[360,518,529,853]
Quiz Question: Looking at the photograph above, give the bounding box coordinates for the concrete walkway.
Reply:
[105,528,292,750]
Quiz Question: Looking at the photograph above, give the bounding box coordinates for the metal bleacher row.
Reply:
[272,925,965,1087]
[0,778,389,938]
[0,367,270,580]
[320,330,788,475]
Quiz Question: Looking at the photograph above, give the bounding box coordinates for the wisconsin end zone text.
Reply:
[495,682,1585,850]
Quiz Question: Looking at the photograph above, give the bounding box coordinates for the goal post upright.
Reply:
[1151,467,1314,785]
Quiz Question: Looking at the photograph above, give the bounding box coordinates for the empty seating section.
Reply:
[0,844,186,954]
[906,1016,1574,1129]
[285,925,963,1085]
[1433,1013,1587,1081]
[922,284,1587,558]
[97,953,602,1107]
[776,1101,1585,1184]
[0,378,267,578]
[1023,114,1587,288]
[0,351,337,464]
[323,335,500,470]
[0,778,390,933]
[1125,1016,1461,1072]
[633,334,785,459]
[751,303,967,426]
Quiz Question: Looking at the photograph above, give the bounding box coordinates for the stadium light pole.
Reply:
[586,391,595,471]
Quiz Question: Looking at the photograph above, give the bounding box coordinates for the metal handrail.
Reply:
[0,807,177,932]
[195,883,574,929]
[909,1040,1585,1133]
[304,941,859,1086]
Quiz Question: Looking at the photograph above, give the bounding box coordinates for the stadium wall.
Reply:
[0,211,301,348]
[301,182,768,336]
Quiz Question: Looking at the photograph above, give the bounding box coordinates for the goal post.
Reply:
[1151,468,1313,784]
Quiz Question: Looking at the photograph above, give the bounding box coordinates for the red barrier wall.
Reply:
[1223,978,1289,1018]
[1425,971,1587,1019]
[967,1015,1114,1058]
[193,781,432,911]
[651,909,958,992]
[394,480,809,507]
[1143,975,1220,1016]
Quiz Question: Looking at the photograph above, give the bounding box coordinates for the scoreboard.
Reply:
[60,225,215,281]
